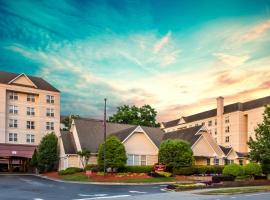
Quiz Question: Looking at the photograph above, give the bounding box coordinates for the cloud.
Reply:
[213,53,249,67]
[242,20,270,42]
[153,31,171,53]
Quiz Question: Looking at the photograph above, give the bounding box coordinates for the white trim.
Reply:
[8,73,38,88]
[122,126,159,151]
[177,117,186,125]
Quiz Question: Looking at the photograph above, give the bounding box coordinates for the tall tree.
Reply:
[62,115,80,130]
[248,105,270,174]
[109,105,159,127]
[98,136,127,171]
[37,133,58,172]
[77,148,90,169]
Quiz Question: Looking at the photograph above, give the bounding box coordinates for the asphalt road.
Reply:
[0,175,270,200]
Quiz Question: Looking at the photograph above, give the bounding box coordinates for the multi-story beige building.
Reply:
[162,96,270,154]
[0,71,60,172]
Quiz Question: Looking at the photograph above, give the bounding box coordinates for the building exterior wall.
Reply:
[0,78,60,146]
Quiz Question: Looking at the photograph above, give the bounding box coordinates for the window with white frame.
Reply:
[9,92,18,100]
[225,116,230,123]
[26,134,35,143]
[225,136,230,143]
[9,105,18,114]
[9,119,18,128]
[46,122,54,130]
[8,133,18,142]
[225,126,230,133]
[214,158,219,165]
[46,95,54,104]
[26,121,35,129]
[27,94,35,102]
[26,107,35,116]
[46,108,55,117]
[208,120,212,126]
[127,154,147,166]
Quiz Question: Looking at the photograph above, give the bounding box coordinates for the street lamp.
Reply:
[103,98,107,175]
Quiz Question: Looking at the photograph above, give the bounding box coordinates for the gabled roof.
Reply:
[219,145,232,156]
[162,125,204,146]
[61,131,77,154]
[163,96,270,128]
[0,71,60,92]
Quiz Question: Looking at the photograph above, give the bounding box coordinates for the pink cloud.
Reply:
[242,20,270,42]
[153,31,171,53]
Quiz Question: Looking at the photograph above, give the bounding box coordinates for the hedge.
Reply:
[222,164,244,177]
[58,167,83,175]
[173,165,224,175]
[84,164,100,172]
[118,166,153,173]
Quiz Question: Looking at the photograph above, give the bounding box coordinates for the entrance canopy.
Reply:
[0,143,36,158]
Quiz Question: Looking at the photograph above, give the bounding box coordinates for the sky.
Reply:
[0,0,270,122]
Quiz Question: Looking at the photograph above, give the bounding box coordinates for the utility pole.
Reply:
[103,98,107,175]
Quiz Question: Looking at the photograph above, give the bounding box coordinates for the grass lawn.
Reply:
[61,174,91,182]
[116,177,176,183]
[199,186,270,195]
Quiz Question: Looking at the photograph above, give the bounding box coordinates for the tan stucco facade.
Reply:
[0,74,60,146]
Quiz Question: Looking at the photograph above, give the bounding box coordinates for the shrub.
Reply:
[173,165,224,175]
[212,175,235,183]
[244,162,262,176]
[159,139,193,171]
[156,171,172,177]
[119,166,153,173]
[84,164,100,172]
[58,167,83,175]
[222,164,244,177]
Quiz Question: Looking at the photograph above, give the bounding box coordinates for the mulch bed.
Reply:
[212,180,270,188]
[90,173,150,181]
[42,171,61,179]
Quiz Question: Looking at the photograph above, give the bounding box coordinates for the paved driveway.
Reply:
[0,175,270,200]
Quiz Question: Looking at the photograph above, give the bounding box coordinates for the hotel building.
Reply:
[0,71,60,172]
[162,96,270,154]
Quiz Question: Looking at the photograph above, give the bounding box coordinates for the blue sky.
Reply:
[0,0,270,121]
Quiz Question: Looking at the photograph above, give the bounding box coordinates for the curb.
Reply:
[36,174,191,186]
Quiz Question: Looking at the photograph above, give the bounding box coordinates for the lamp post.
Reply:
[103,98,107,175]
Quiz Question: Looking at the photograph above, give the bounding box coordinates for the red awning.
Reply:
[0,143,36,158]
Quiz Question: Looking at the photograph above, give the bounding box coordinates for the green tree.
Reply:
[223,164,244,177]
[37,133,58,172]
[77,148,90,169]
[158,139,193,171]
[30,149,38,168]
[248,105,270,174]
[109,105,159,127]
[62,115,80,130]
[98,136,127,171]
[244,162,262,177]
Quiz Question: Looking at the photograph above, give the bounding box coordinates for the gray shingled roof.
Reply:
[219,145,232,156]
[0,71,60,92]
[60,131,77,154]
[162,125,203,145]
[163,96,270,128]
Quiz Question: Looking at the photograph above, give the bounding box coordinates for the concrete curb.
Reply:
[36,174,192,186]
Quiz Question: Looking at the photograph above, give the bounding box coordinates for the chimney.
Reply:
[216,96,224,116]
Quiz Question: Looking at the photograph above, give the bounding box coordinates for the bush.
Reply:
[119,165,153,173]
[173,165,224,175]
[159,139,193,170]
[58,167,83,175]
[156,171,172,177]
[244,163,262,176]
[84,164,100,172]
[222,164,244,177]
[212,175,235,183]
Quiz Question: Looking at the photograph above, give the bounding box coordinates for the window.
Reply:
[46,122,54,130]
[202,122,205,126]
[215,119,217,125]
[8,133,17,142]
[46,108,55,117]
[46,95,54,104]
[208,120,212,126]
[239,159,243,166]
[214,158,219,166]
[9,119,18,128]
[9,92,18,100]
[225,116,230,123]
[9,105,18,114]
[207,158,211,166]
[127,154,147,166]
[27,94,35,102]
[215,128,217,135]
[225,126,230,133]
[26,121,35,129]
[209,129,212,135]
[26,134,35,143]
[27,107,35,116]
[225,136,230,143]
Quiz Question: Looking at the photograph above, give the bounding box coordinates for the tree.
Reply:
[62,115,80,130]
[158,139,193,171]
[109,105,159,127]
[244,162,262,177]
[37,133,58,172]
[223,164,244,177]
[248,105,270,174]
[30,149,38,168]
[98,136,127,171]
[77,148,90,169]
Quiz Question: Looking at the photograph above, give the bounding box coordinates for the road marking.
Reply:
[79,194,107,197]
[33,198,44,200]
[231,197,236,199]
[73,195,131,200]
[245,192,270,197]
[129,191,147,194]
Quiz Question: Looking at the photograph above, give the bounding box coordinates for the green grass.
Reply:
[199,186,270,195]
[61,174,90,182]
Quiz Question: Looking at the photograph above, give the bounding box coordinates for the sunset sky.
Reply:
[0,0,270,122]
